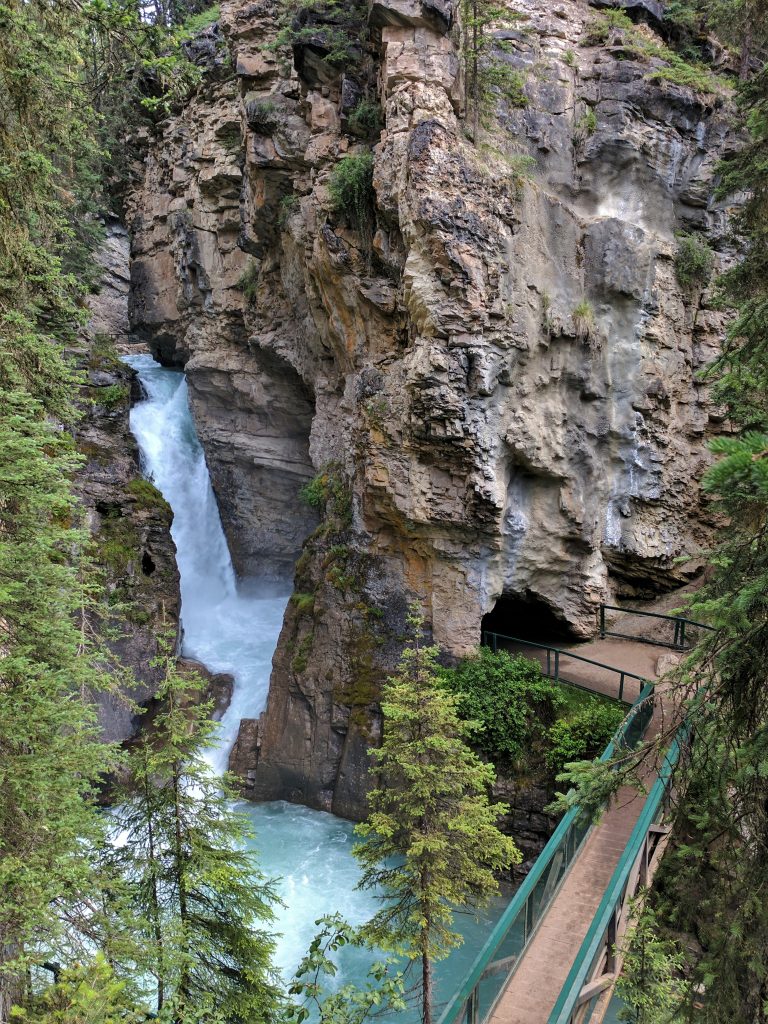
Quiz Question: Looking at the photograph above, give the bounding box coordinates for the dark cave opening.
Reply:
[141,551,156,576]
[481,592,576,645]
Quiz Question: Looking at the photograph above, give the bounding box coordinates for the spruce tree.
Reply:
[461,1,526,143]
[354,608,520,1024]
[108,647,283,1023]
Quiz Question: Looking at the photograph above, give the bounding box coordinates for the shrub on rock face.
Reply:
[327,152,375,253]
[675,232,715,288]
[544,699,625,774]
[572,298,596,341]
[441,647,566,767]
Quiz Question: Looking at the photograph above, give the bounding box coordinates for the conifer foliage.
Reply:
[354,608,520,1024]
[108,647,283,1023]
[0,1,114,1014]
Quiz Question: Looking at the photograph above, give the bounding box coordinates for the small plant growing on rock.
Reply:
[582,9,634,46]
[572,298,596,341]
[127,478,171,513]
[246,99,278,134]
[564,48,576,67]
[573,107,597,143]
[675,232,715,288]
[348,98,382,139]
[237,260,259,301]
[299,464,353,527]
[541,290,554,336]
[278,192,299,227]
[328,152,375,258]
[291,591,316,615]
[269,0,369,71]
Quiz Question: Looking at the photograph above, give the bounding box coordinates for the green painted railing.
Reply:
[599,604,714,651]
[482,631,646,704]
[547,736,682,1024]
[437,682,656,1024]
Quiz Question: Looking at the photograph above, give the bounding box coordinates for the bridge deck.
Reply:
[489,784,643,1024]
[499,637,662,704]
[489,634,669,1024]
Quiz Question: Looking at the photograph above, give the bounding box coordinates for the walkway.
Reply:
[496,635,663,705]
[489,632,671,1024]
[489,784,644,1024]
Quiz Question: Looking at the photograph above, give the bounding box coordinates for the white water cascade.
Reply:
[125,352,504,1011]
[125,353,288,776]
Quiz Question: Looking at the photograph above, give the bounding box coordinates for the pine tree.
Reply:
[460,1,526,143]
[353,608,520,1024]
[108,647,283,1023]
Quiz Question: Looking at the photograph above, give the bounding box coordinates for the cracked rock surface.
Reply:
[127,0,736,815]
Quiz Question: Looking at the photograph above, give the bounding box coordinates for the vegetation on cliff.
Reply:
[0,1,281,1017]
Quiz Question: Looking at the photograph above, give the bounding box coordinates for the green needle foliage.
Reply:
[461,0,527,143]
[0,396,114,1015]
[354,607,520,1024]
[108,646,283,1023]
[615,903,685,1024]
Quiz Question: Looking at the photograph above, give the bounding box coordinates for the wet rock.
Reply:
[178,658,235,719]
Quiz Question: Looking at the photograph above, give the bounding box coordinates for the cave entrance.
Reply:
[481,592,575,645]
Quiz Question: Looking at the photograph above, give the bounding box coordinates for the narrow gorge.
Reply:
[7,0,768,1018]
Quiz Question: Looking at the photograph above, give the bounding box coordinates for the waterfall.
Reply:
[125,353,288,775]
[124,352,505,1010]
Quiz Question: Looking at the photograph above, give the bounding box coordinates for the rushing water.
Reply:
[125,353,505,1015]
[125,353,289,775]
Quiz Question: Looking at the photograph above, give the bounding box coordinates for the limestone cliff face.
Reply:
[127,0,735,815]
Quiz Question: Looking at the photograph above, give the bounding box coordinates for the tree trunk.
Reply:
[0,949,25,1024]
[143,769,165,1013]
[420,908,433,1024]
[472,3,479,143]
[172,760,190,1008]
[740,22,753,80]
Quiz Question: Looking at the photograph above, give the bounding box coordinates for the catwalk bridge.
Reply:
[439,605,711,1024]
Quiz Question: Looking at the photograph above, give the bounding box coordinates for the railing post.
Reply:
[554,649,560,681]
[467,986,478,1024]
[492,632,498,653]
[599,604,605,639]
[639,834,649,889]
[606,908,618,974]
[619,672,625,702]
[673,618,680,648]
[679,620,686,650]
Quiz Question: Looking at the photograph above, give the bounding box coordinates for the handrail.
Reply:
[482,631,647,704]
[546,736,682,1024]
[599,603,715,652]
[437,682,656,1024]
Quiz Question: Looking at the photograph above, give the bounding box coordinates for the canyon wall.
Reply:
[127,0,735,815]
[76,222,182,742]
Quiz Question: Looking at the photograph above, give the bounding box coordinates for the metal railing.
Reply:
[437,682,656,1024]
[547,735,682,1024]
[482,631,647,704]
[598,604,714,652]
